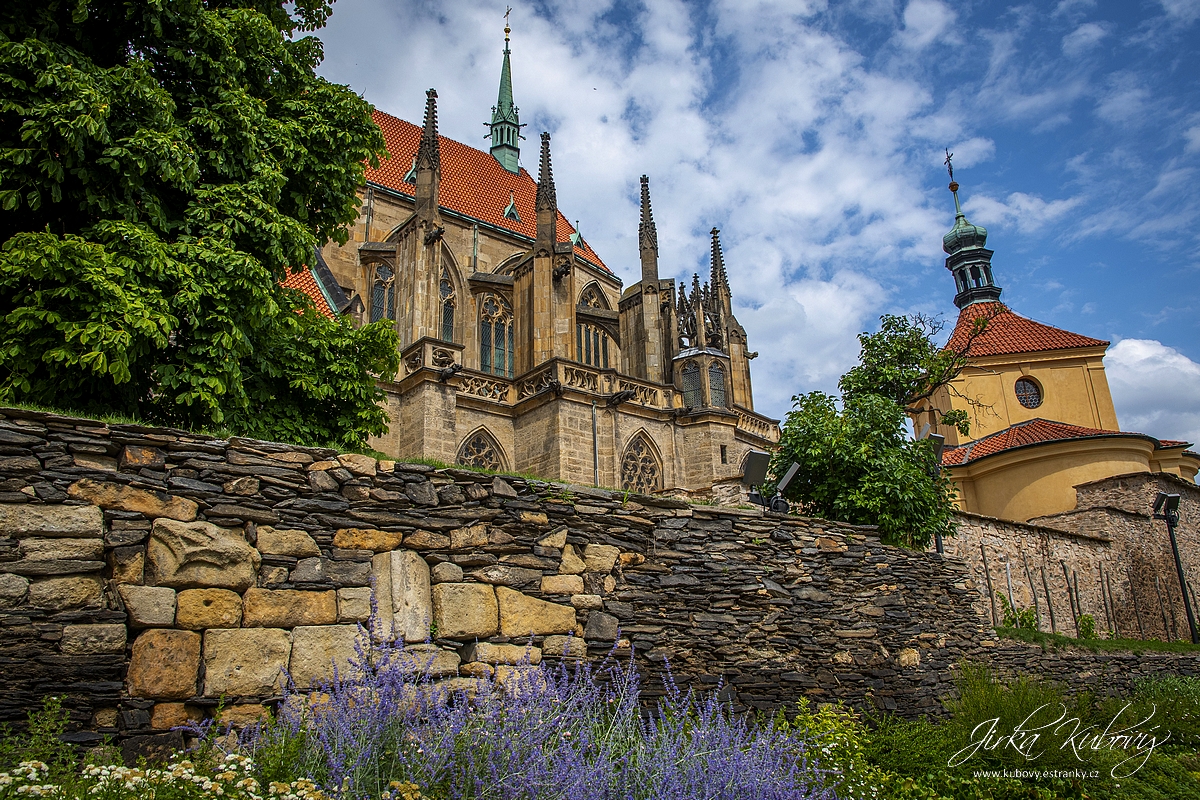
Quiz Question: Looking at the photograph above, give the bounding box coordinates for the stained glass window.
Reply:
[708,363,727,408]
[480,294,513,378]
[576,323,609,368]
[440,268,455,343]
[371,265,396,324]
[681,361,702,408]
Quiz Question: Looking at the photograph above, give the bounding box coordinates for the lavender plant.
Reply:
[223,631,833,800]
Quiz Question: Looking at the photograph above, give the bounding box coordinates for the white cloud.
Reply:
[1107,339,1200,449]
[1159,0,1200,24]
[897,0,957,50]
[1095,72,1153,125]
[944,137,996,169]
[1061,22,1108,57]
[963,191,1084,234]
[1185,125,1200,153]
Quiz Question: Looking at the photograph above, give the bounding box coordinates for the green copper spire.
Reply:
[942,149,1001,309]
[488,18,522,174]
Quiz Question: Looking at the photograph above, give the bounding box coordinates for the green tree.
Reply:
[0,0,397,449]
[773,391,955,548]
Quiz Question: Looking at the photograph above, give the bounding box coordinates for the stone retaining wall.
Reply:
[0,407,1195,754]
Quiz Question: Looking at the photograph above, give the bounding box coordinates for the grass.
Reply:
[996,625,1200,654]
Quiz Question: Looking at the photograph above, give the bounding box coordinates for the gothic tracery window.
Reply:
[457,430,504,471]
[440,267,455,343]
[579,283,608,309]
[479,293,514,378]
[708,362,727,408]
[371,264,396,324]
[577,323,609,368]
[680,361,702,409]
[621,435,662,494]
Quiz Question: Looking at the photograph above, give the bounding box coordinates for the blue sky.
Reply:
[315,0,1200,446]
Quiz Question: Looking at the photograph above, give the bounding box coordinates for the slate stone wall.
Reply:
[0,407,1195,752]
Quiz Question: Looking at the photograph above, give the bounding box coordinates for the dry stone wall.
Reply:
[0,407,1197,755]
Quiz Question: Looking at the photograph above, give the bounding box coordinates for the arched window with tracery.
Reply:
[479,293,514,378]
[371,264,396,324]
[577,323,609,368]
[680,361,702,408]
[457,429,505,471]
[579,283,608,309]
[708,362,727,408]
[440,267,455,343]
[621,434,662,494]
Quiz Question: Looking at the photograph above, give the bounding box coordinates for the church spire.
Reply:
[942,149,1001,309]
[535,131,557,245]
[709,227,728,289]
[488,16,522,174]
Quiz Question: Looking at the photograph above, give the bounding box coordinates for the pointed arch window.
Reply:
[458,430,504,471]
[681,361,702,409]
[576,323,609,368]
[708,362,727,408]
[371,264,396,324]
[440,267,455,343]
[578,283,608,309]
[479,293,514,378]
[621,435,662,494]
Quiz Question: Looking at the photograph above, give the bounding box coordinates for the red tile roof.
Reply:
[946,302,1108,358]
[365,109,610,273]
[942,418,1190,467]
[282,268,335,318]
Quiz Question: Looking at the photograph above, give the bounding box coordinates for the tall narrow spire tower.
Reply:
[942,151,1001,309]
[488,18,522,173]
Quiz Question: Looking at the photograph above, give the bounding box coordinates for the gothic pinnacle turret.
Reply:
[638,175,660,285]
[417,89,440,174]
[535,131,557,245]
[488,19,522,173]
[709,228,728,289]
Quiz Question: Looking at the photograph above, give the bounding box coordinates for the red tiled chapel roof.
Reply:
[942,418,1192,467]
[947,302,1108,358]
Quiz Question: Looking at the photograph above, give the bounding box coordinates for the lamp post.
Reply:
[1154,491,1198,644]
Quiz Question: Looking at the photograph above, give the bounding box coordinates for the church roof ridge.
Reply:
[946,301,1108,358]
[942,417,1189,467]
[365,108,610,274]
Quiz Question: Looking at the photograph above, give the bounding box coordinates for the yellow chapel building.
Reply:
[912,177,1199,523]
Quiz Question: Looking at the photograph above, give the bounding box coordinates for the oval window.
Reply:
[1015,377,1042,409]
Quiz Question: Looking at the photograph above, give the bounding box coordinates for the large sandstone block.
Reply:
[460,642,542,666]
[128,630,201,699]
[431,582,498,640]
[0,504,103,538]
[394,644,460,677]
[61,624,126,655]
[69,479,197,521]
[256,527,320,557]
[337,587,372,623]
[541,575,584,595]
[0,503,104,539]
[0,573,29,608]
[27,575,102,609]
[203,628,291,697]
[146,518,260,590]
[176,588,243,629]
[542,635,586,659]
[243,588,336,627]
[333,528,404,552]
[18,537,104,561]
[496,587,576,637]
[337,454,377,476]
[371,550,431,642]
[450,524,488,549]
[558,545,585,575]
[289,625,365,689]
[119,584,176,627]
[583,544,620,573]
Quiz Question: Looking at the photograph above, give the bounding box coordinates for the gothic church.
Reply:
[305,30,779,493]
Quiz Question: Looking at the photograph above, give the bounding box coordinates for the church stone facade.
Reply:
[315,36,778,493]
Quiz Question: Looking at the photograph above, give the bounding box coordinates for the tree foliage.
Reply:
[0,0,397,449]
[773,391,955,549]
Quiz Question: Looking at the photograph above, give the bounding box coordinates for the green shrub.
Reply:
[1077,614,1098,640]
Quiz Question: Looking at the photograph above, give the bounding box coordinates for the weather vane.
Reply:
[505,6,512,27]
[944,148,954,181]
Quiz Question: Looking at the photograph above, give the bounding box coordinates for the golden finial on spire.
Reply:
[504,6,512,40]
